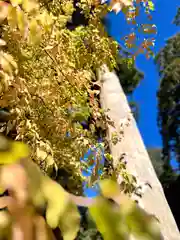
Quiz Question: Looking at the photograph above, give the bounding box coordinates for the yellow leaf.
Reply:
[147,0,155,11]
[0,71,9,92]
[22,0,39,13]
[0,136,30,165]
[89,196,129,240]
[124,204,162,239]
[3,52,17,70]
[99,179,120,198]
[29,19,41,44]
[16,9,27,36]
[0,39,6,46]
[41,177,70,229]
[59,201,80,240]
[0,53,12,74]
[7,5,17,29]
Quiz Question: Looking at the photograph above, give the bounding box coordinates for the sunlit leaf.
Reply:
[22,0,39,13]
[99,179,121,198]
[42,177,70,229]
[147,0,155,11]
[0,71,9,92]
[89,196,129,240]
[124,205,161,240]
[29,19,41,44]
[0,39,6,46]
[17,9,27,37]
[3,52,18,70]
[59,201,80,240]
[7,5,17,29]
[0,55,11,75]
[0,136,30,165]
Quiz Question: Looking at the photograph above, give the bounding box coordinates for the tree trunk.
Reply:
[99,65,180,240]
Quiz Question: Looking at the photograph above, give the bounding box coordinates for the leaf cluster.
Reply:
[0,138,162,240]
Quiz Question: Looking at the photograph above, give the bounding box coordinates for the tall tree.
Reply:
[156,9,180,167]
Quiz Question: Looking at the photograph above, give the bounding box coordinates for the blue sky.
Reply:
[106,0,179,149]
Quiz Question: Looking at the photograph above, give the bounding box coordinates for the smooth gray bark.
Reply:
[99,65,180,240]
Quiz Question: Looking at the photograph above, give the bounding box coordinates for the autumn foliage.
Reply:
[0,0,160,239]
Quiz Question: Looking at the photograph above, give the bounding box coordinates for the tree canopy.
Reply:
[0,0,154,194]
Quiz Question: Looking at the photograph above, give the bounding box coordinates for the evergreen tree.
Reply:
[156,9,180,167]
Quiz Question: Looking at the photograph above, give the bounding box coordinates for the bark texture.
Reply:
[99,65,180,240]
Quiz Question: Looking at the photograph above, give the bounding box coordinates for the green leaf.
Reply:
[42,178,69,229]
[99,179,120,199]
[124,205,161,240]
[97,179,162,240]
[0,141,30,165]
[147,1,155,11]
[89,196,129,240]
[59,201,80,240]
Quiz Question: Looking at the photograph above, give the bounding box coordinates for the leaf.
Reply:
[0,51,17,76]
[99,179,162,239]
[16,9,27,37]
[59,201,80,240]
[7,5,17,29]
[22,0,39,13]
[124,204,162,240]
[42,177,71,228]
[99,179,121,199]
[29,19,41,44]
[37,11,53,33]
[0,39,6,46]
[0,57,11,75]
[41,177,80,239]
[3,52,17,70]
[89,196,129,240]
[147,0,155,11]
[0,71,9,92]
[0,136,30,165]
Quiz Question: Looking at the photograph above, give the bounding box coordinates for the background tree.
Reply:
[147,148,164,178]
[156,7,180,166]
[173,7,180,26]
[155,7,180,230]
